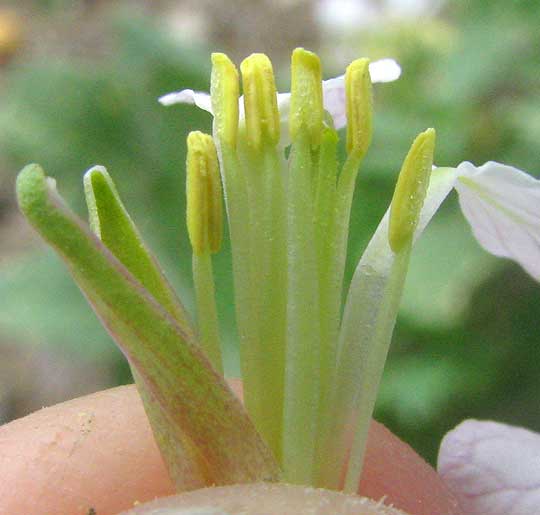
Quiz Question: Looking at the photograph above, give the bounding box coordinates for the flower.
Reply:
[16,48,540,505]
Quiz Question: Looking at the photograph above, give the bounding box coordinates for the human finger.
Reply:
[0,383,460,515]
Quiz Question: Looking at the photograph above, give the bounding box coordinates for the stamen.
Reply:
[186,131,223,255]
[289,48,323,147]
[210,53,239,149]
[345,58,373,158]
[240,53,280,150]
[186,130,224,373]
[389,128,436,253]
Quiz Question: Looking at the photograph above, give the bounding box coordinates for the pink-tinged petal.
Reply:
[438,420,540,515]
[158,89,213,113]
[455,161,540,281]
[321,75,347,129]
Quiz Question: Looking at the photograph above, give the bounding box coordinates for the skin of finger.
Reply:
[0,383,461,515]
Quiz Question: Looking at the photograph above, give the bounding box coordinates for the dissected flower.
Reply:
[15,47,540,507]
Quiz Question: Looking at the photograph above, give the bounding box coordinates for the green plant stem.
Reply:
[192,251,223,374]
[282,132,321,483]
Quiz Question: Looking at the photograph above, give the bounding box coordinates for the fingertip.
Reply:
[0,384,461,515]
[0,385,175,515]
[360,421,462,515]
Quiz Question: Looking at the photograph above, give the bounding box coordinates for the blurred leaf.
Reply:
[0,251,119,358]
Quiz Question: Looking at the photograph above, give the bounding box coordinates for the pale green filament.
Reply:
[192,252,222,374]
[312,127,340,484]
[282,130,321,483]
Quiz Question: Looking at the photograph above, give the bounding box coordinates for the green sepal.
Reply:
[84,166,194,334]
[83,165,205,487]
[17,164,281,487]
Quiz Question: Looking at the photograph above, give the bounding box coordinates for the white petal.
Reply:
[368,58,402,83]
[321,75,347,129]
[158,89,213,113]
[438,420,540,515]
[455,161,540,280]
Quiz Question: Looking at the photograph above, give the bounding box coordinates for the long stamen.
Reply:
[346,58,373,159]
[314,61,374,485]
[240,53,286,461]
[211,53,278,462]
[282,48,323,484]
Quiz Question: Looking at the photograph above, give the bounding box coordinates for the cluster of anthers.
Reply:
[16,48,540,497]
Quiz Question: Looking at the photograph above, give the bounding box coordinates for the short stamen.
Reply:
[186,131,223,255]
[388,128,436,253]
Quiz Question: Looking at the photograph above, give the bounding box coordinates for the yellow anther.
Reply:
[186,131,223,255]
[240,53,280,150]
[388,128,436,253]
[289,48,323,147]
[210,53,239,149]
[346,58,373,158]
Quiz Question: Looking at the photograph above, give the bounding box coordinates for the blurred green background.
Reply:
[0,0,539,466]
